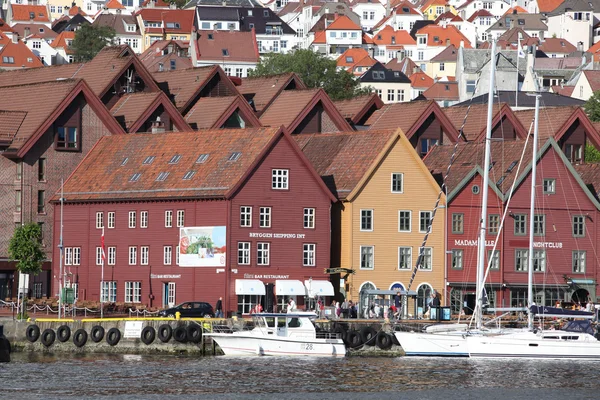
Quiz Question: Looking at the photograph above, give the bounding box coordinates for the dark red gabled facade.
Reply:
[52,128,336,315]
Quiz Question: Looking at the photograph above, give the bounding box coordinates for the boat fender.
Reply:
[359,327,377,345]
[41,329,56,347]
[186,324,202,343]
[26,324,40,343]
[73,329,88,348]
[57,325,71,343]
[376,332,393,350]
[90,325,105,343]
[158,324,173,343]
[256,345,264,356]
[0,337,9,363]
[346,330,363,348]
[173,326,188,343]
[332,325,347,342]
[140,326,156,345]
[106,328,121,346]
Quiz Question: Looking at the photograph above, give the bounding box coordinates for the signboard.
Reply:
[243,273,289,280]
[123,321,144,339]
[249,232,306,239]
[179,226,226,267]
[324,268,355,275]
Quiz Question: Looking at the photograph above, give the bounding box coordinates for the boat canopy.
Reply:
[530,305,594,319]
[235,279,266,296]
[275,280,305,296]
[362,289,418,296]
[304,280,334,298]
[562,320,595,335]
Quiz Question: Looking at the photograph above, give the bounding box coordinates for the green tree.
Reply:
[249,49,371,101]
[8,223,45,276]
[72,24,116,62]
[583,91,600,162]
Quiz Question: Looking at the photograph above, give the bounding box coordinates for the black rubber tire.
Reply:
[346,330,363,348]
[332,324,347,342]
[106,328,121,346]
[158,324,172,343]
[90,325,105,343]
[376,332,393,350]
[26,325,40,343]
[40,329,56,347]
[186,324,202,343]
[73,329,88,348]
[57,325,71,343]
[173,326,188,343]
[140,326,156,345]
[391,332,400,346]
[360,326,377,345]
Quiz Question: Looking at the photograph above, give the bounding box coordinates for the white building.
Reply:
[351,0,386,31]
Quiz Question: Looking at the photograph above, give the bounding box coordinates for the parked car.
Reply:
[158,302,215,318]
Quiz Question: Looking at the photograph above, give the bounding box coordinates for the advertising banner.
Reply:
[179,226,227,267]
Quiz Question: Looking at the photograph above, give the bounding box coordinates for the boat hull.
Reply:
[394,331,469,357]
[207,333,346,357]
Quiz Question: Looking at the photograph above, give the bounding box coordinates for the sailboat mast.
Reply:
[476,40,497,330]
[526,94,540,330]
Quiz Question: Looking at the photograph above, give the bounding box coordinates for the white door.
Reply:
[167,282,176,307]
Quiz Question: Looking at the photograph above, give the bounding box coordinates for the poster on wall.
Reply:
[179,226,227,267]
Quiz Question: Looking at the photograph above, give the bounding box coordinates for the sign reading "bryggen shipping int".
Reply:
[248,232,307,239]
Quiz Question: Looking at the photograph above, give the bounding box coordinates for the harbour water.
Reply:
[2,353,600,399]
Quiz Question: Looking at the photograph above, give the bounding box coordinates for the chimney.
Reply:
[151,116,165,133]
[170,2,176,8]
[446,38,450,45]
[221,0,226,6]
[398,49,405,61]
[460,40,464,48]
[149,0,154,7]
[413,66,419,73]
[12,33,18,44]
[441,19,447,28]
[445,2,450,12]
[386,0,391,17]
[334,12,339,20]
[116,8,122,14]
[577,41,583,52]
[24,27,30,37]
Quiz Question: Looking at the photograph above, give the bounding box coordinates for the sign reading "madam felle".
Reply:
[454,239,563,248]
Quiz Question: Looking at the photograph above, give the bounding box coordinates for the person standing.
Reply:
[394,291,402,320]
[287,298,296,313]
[215,297,223,318]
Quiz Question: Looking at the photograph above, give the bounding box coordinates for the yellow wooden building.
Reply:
[297,128,446,317]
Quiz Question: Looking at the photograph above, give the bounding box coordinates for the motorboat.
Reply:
[206,312,346,357]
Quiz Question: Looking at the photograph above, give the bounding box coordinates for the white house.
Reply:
[190,30,259,78]
[23,33,57,65]
[312,15,364,57]
[372,25,417,63]
[457,0,511,20]
[360,62,412,103]
[545,1,593,52]
[372,1,423,33]
[351,0,386,31]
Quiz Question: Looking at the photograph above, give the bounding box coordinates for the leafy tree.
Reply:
[8,223,45,276]
[166,0,186,8]
[583,91,600,161]
[249,49,371,101]
[585,143,600,162]
[72,24,116,62]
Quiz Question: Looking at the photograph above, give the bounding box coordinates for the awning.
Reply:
[275,280,305,296]
[304,280,334,298]
[235,279,266,296]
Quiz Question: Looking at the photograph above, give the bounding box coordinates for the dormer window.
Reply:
[166,22,180,29]
[346,56,353,63]
[518,19,525,25]
[2,56,14,64]
[418,36,426,45]
[373,70,385,80]
[126,24,136,32]
[29,12,35,19]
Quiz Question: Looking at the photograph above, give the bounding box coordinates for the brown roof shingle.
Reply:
[443,103,505,140]
[184,96,239,129]
[110,92,163,132]
[238,72,305,113]
[365,100,431,131]
[333,94,383,124]
[514,106,580,140]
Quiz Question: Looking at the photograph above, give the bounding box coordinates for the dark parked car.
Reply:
[158,302,215,318]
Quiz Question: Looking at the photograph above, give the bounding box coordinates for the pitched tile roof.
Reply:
[422,81,458,101]
[326,15,361,30]
[443,103,514,140]
[372,25,416,46]
[0,110,27,144]
[58,127,284,201]
[581,70,600,92]
[0,39,43,69]
[139,42,192,73]
[194,30,259,63]
[430,44,458,62]
[503,6,528,15]
[333,93,384,124]
[514,106,582,140]
[415,24,472,48]
[259,88,352,132]
[488,13,548,31]
[573,163,600,198]
[105,0,126,9]
[0,18,13,33]
[68,5,87,16]
[336,48,376,72]
[294,130,397,198]
[538,38,577,54]
[409,71,434,89]
[386,57,420,76]
[111,92,166,132]
[238,72,306,114]
[137,9,195,33]
[467,9,493,22]
[11,23,57,40]
[536,0,564,12]
[50,31,75,53]
[10,4,50,23]
[184,94,261,129]
[141,0,171,6]
[93,13,139,35]
[551,85,575,97]
[312,30,326,45]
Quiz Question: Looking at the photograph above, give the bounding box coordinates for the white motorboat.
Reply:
[206,312,346,357]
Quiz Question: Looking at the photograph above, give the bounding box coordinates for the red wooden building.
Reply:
[425,138,600,313]
[51,127,336,315]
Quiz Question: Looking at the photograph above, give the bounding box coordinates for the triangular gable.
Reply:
[446,165,504,203]
[351,93,384,125]
[346,128,445,202]
[254,73,308,117]
[225,126,337,202]
[553,107,600,150]
[287,89,353,133]
[407,101,462,143]
[211,94,262,129]
[473,103,528,141]
[128,91,191,133]
[182,66,239,114]
[15,79,125,158]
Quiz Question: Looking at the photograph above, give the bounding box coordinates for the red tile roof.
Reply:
[372,25,416,46]
[10,4,50,23]
[312,30,326,45]
[538,37,577,54]
[442,102,527,141]
[410,71,434,89]
[136,9,194,33]
[430,44,458,62]
[11,23,57,40]
[68,5,87,16]
[467,9,493,22]
[0,18,13,33]
[141,0,171,6]
[326,15,361,30]
[184,95,261,130]
[536,0,564,12]
[551,85,574,97]
[333,93,384,124]
[0,39,43,69]
[503,6,527,15]
[58,127,286,201]
[514,106,588,141]
[386,57,421,76]
[422,81,458,101]
[415,25,472,48]
[238,72,306,114]
[195,30,259,63]
[105,0,126,9]
[336,48,373,68]
[50,31,75,53]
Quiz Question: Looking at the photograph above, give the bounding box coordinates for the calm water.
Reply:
[2,353,600,400]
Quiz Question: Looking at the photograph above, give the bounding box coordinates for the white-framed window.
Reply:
[165,210,173,228]
[387,89,395,102]
[360,246,374,269]
[391,173,403,193]
[238,242,250,265]
[164,246,172,265]
[96,247,103,265]
[128,211,136,228]
[533,214,545,236]
[398,247,412,270]
[107,247,116,266]
[177,210,185,227]
[96,212,104,229]
[487,250,500,270]
[240,206,252,227]
[573,215,586,237]
[451,249,463,269]
[398,210,411,232]
[73,247,81,265]
[236,68,243,77]
[543,178,556,194]
[107,212,115,229]
[141,246,149,265]
[397,89,405,102]
[303,208,315,229]
[514,214,527,235]
[64,247,72,265]
[125,281,141,303]
[129,247,137,265]
[257,242,270,265]
[303,243,316,266]
[419,247,432,270]
[272,169,289,189]
[452,213,464,234]
[532,250,546,272]
[573,250,586,273]
[176,246,180,265]
[140,211,148,228]
[360,209,373,231]
[419,211,432,233]
[515,249,528,272]
[101,281,117,302]
[259,207,271,228]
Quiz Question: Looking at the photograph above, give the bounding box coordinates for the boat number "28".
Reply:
[302,343,314,351]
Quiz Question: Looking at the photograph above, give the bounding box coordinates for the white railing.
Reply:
[128,308,160,318]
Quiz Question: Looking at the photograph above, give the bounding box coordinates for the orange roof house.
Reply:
[105,0,126,9]
[337,48,377,75]
[415,25,472,48]
[326,15,362,31]
[50,31,75,54]
[9,4,50,24]
[0,36,43,69]
[372,25,416,46]
[409,71,434,89]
